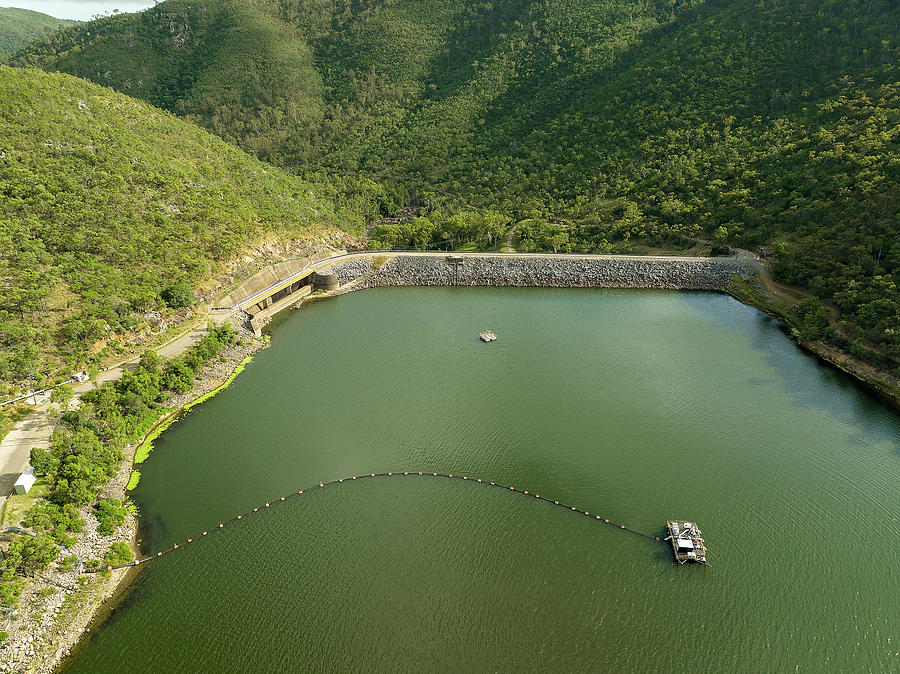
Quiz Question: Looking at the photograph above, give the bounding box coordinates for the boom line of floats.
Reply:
[83,471,708,573]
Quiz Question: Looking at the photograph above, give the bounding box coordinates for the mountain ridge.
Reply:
[0,6,74,54]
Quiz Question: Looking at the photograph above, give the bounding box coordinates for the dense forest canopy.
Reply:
[4,0,900,377]
[0,7,73,54]
[0,67,356,388]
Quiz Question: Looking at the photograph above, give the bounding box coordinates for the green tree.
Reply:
[6,535,58,577]
[49,384,74,411]
[798,297,830,341]
[160,282,196,309]
[94,498,136,536]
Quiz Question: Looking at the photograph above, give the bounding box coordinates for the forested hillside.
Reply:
[7,0,900,375]
[0,67,352,389]
[9,0,324,157]
[0,7,73,54]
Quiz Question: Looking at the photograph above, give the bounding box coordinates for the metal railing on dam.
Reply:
[83,471,665,573]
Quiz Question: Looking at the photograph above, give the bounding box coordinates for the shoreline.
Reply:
[0,322,269,674]
[10,259,894,672]
[726,276,899,411]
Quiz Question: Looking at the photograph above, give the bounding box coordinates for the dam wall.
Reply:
[327,254,753,292]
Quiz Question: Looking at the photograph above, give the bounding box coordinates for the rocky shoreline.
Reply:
[0,319,267,674]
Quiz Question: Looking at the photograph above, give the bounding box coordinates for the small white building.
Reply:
[14,468,36,495]
[73,370,90,383]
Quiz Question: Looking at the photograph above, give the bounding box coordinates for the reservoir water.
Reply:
[63,288,899,672]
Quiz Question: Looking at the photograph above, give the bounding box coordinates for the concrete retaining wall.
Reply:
[328,254,752,292]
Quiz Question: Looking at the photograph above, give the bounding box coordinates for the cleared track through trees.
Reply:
[83,471,664,573]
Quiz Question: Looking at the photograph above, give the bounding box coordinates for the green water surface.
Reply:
[63,288,899,672]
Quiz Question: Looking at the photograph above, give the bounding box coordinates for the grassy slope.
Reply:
[6,0,900,373]
[0,7,73,54]
[0,66,347,387]
[9,0,324,163]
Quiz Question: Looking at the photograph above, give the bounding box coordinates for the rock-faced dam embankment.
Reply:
[327,254,753,292]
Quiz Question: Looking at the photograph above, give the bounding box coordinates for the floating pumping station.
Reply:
[84,471,701,574]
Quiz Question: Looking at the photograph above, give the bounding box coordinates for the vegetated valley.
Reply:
[2,0,899,393]
[0,0,896,666]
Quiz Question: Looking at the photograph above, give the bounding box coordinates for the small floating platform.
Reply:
[665,520,708,564]
[480,330,497,342]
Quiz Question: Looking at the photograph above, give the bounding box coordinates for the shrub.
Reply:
[58,555,77,572]
[160,282,195,309]
[24,501,84,546]
[94,498,136,536]
[103,542,133,567]
[6,535,59,577]
[0,578,26,608]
